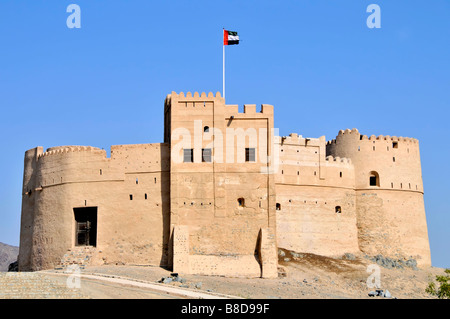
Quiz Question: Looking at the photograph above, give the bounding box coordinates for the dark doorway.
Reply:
[74,207,97,247]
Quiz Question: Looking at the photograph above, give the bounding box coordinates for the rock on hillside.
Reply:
[0,242,19,272]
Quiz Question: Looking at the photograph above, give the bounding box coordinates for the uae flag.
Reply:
[223,30,239,45]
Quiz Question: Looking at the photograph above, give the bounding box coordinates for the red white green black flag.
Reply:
[223,30,239,45]
[223,29,239,99]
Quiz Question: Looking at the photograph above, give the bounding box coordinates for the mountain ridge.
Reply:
[0,242,19,272]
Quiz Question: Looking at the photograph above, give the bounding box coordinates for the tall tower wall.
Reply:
[167,91,278,278]
[18,144,170,271]
[327,129,431,266]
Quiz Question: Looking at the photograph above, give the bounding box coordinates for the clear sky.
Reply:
[0,0,448,268]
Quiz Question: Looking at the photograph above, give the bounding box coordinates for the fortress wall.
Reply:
[111,143,170,173]
[21,144,170,271]
[356,190,431,266]
[18,147,43,271]
[327,129,431,266]
[326,128,423,191]
[274,135,359,256]
[183,172,272,256]
[275,184,359,256]
[36,146,122,186]
[275,133,354,187]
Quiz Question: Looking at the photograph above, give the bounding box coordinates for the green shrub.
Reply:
[426,269,450,299]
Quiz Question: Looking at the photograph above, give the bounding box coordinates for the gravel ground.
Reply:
[76,250,446,299]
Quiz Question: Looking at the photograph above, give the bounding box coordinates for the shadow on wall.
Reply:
[160,146,171,268]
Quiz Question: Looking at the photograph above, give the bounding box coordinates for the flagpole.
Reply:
[223,29,225,99]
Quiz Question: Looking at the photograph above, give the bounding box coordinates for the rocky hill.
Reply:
[0,242,19,272]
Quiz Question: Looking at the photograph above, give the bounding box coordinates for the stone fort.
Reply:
[18,92,431,277]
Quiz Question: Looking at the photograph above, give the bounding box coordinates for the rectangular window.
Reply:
[183,149,193,163]
[202,148,212,162]
[245,148,255,162]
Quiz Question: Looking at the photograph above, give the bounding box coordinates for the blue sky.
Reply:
[0,0,449,268]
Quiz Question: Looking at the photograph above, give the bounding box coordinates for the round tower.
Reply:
[327,128,431,267]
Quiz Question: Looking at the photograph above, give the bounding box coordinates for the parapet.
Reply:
[38,146,106,159]
[167,91,274,115]
[325,155,352,165]
[327,128,419,145]
[170,91,224,100]
[277,133,323,147]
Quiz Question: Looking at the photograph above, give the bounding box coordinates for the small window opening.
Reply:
[204,126,209,133]
[276,203,281,210]
[340,172,342,178]
[136,178,139,184]
[154,177,157,184]
[314,171,317,176]
[297,171,299,175]
[202,148,212,162]
[369,171,380,187]
[238,198,245,207]
[145,193,148,200]
[400,183,403,189]
[373,146,376,151]
[358,146,360,151]
[391,182,394,188]
[183,149,194,163]
[409,183,411,189]
[245,148,256,162]
[335,206,342,214]
[100,169,102,175]
[393,142,398,148]
[129,194,133,200]
[281,170,284,174]
[393,157,396,162]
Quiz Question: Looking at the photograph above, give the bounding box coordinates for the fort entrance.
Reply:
[74,207,97,247]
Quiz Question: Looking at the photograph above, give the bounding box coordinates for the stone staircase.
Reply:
[55,246,96,271]
[0,272,87,299]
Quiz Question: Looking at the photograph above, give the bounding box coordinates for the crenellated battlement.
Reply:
[275,133,322,146]
[337,128,359,136]
[328,128,419,145]
[167,91,274,115]
[172,91,223,100]
[38,146,106,159]
[325,155,352,165]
